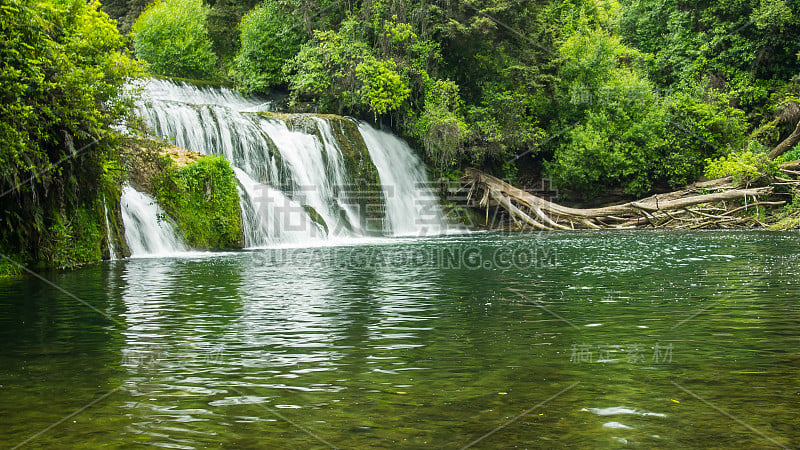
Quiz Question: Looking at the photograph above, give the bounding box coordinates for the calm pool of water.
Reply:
[1,231,798,448]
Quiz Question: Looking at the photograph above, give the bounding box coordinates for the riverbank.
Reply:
[459,164,800,231]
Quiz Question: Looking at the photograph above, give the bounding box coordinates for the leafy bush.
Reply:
[620,0,800,106]
[40,207,103,270]
[465,85,545,166]
[548,31,673,197]
[660,88,748,187]
[132,0,217,79]
[704,150,778,186]
[356,58,410,115]
[776,146,800,163]
[412,79,469,170]
[284,19,372,112]
[549,105,671,197]
[230,2,305,94]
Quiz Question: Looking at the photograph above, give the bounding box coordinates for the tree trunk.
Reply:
[768,119,800,160]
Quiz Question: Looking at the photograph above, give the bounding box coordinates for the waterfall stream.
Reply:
[102,197,117,260]
[358,124,448,236]
[121,186,187,257]
[124,78,450,254]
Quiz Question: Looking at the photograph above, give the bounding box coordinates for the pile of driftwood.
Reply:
[464,119,800,230]
[464,168,789,230]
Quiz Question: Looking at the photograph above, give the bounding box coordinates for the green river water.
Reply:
[1,231,798,448]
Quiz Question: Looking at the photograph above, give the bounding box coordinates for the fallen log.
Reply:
[463,168,781,230]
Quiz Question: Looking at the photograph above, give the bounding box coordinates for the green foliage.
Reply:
[0,256,23,277]
[427,0,555,168]
[777,146,800,163]
[40,206,104,270]
[661,88,748,187]
[100,0,152,33]
[206,0,260,66]
[0,0,138,271]
[465,86,545,165]
[356,58,411,115]
[284,18,373,112]
[620,0,800,110]
[548,30,674,197]
[771,215,800,230]
[549,105,672,196]
[770,188,800,229]
[704,150,778,186]
[132,0,218,79]
[413,79,468,170]
[152,156,243,249]
[547,23,756,197]
[230,1,305,93]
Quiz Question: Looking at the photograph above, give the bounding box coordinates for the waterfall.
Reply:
[254,117,365,239]
[358,124,448,236]
[102,197,117,260]
[121,185,187,257]
[234,167,324,246]
[130,77,450,249]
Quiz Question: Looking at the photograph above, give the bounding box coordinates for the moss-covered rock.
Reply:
[120,136,171,193]
[123,137,244,250]
[153,155,243,250]
[260,111,319,135]
[303,205,329,235]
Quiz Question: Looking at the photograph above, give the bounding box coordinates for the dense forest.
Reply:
[107,0,800,196]
[2,0,800,272]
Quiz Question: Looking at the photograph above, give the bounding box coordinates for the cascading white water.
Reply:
[121,185,187,257]
[255,117,365,238]
[135,78,281,184]
[132,77,451,249]
[358,124,448,236]
[234,167,324,246]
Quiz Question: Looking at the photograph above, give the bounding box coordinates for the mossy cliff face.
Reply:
[0,146,128,276]
[123,138,244,250]
[327,116,385,227]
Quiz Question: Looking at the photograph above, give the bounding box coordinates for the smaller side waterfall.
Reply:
[121,186,187,257]
[359,124,448,236]
[102,197,117,260]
